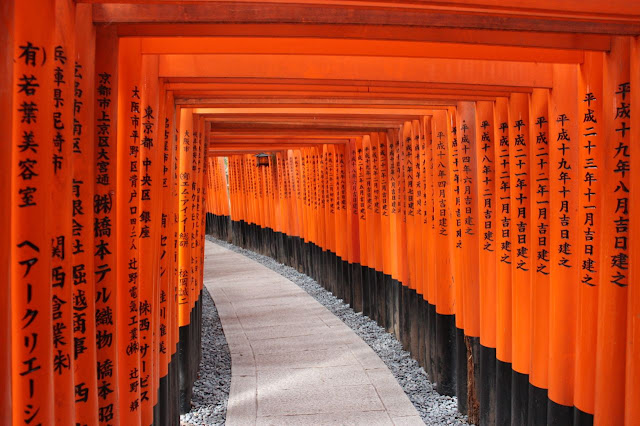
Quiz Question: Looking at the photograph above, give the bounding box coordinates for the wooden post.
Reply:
[73,4,99,425]
[11,1,56,424]
[594,36,631,426]
[475,100,497,425]
[51,2,76,422]
[493,96,513,425]
[0,0,14,420]
[548,62,580,423]
[573,51,603,421]
[94,24,120,426]
[508,92,532,424]
[625,34,640,426]
[116,37,143,425]
[528,87,551,424]
[432,110,456,397]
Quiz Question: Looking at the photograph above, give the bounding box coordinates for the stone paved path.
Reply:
[203,240,424,426]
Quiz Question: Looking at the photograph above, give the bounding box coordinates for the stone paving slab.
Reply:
[203,240,423,425]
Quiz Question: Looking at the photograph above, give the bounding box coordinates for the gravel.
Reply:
[204,235,468,426]
[180,286,231,426]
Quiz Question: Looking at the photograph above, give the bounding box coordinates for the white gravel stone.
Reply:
[180,285,231,426]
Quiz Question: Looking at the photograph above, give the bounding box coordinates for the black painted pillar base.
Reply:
[427,303,436,382]
[351,263,363,313]
[573,407,594,426]
[479,345,497,426]
[527,383,548,426]
[547,399,574,426]
[362,267,371,318]
[496,359,512,426]
[382,275,392,333]
[417,296,426,370]
[456,327,468,415]
[512,370,529,426]
[409,289,419,359]
[343,259,352,306]
[376,271,386,330]
[178,324,192,414]
[435,312,456,397]
[399,285,410,351]
[392,278,400,339]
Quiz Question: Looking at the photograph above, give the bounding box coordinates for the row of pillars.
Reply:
[2,1,213,424]
[205,38,639,425]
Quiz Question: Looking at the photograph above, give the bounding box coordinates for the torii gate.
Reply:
[1,1,639,425]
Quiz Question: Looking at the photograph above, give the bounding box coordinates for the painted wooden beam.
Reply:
[160,55,554,88]
[92,3,640,34]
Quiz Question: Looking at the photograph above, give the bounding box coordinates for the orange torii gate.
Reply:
[2,1,640,425]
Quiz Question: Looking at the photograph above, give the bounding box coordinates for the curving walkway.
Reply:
[203,240,424,426]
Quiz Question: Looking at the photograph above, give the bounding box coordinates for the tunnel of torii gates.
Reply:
[2,0,640,426]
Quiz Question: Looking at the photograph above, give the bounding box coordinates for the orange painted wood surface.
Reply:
[4,1,640,423]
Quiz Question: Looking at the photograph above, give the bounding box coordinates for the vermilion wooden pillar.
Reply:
[94,24,120,426]
[74,5,99,425]
[168,92,180,425]
[574,51,603,421]
[51,2,76,423]
[158,86,176,424]
[287,151,298,242]
[371,133,383,321]
[417,117,430,370]
[595,36,631,426]
[398,124,410,294]
[379,131,393,330]
[306,146,315,263]
[229,156,239,228]
[459,102,482,420]
[493,96,513,426]
[446,107,464,316]
[320,144,328,275]
[548,62,580,423]
[329,145,338,289]
[431,110,456,397]
[274,152,284,241]
[196,114,207,304]
[304,146,312,257]
[221,157,231,218]
[456,102,480,341]
[447,107,468,413]
[328,144,339,293]
[300,149,309,256]
[413,121,425,300]
[0,0,13,421]
[226,157,234,224]
[363,134,374,316]
[138,53,161,425]
[424,116,438,381]
[625,34,640,426]
[387,130,400,330]
[457,101,481,421]
[403,124,416,296]
[347,139,362,312]
[398,125,411,347]
[508,92,532,425]
[475,100,497,425]
[528,87,551,425]
[356,137,369,310]
[11,1,56,424]
[190,117,200,307]
[116,37,143,426]
[178,108,193,330]
[176,108,194,414]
